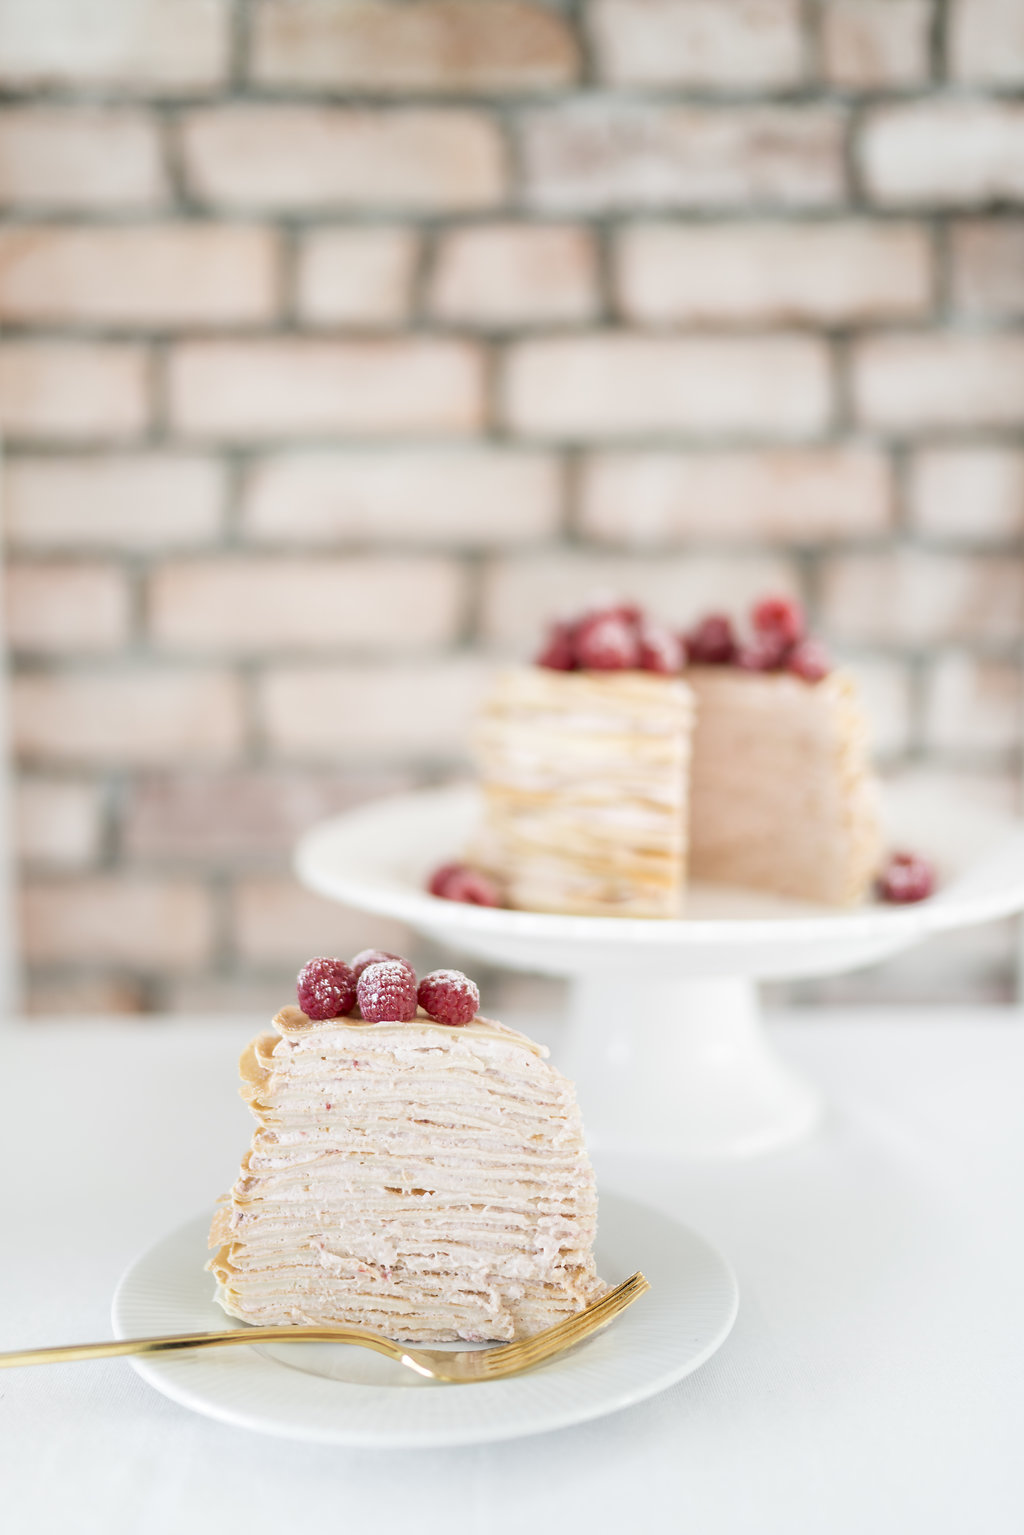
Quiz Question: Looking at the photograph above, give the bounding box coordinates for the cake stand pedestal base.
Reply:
[561,976,822,1160]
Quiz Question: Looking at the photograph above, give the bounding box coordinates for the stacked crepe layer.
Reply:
[209,1005,603,1343]
[687,666,882,906]
[470,666,695,918]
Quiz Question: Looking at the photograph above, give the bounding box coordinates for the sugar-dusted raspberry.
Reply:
[535,620,577,671]
[573,611,641,671]
[736,631,789,671]
[752,595,805,646]
[787,638,831,682]
[418,968,480,1027]
[429,863,502,907]
[350,948,413,980]
[357,959,419,1022]
[685,614,736,665]
[877,851,936,904]
[297,957,357,1021]
[638,620,684,675]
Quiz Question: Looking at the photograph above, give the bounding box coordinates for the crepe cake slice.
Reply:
[470,665,695,918]
[208,970,603,1343]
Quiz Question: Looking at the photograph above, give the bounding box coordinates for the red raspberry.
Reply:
[357,959,419,1022]
[296,957,357,1021]
[535,621,577,671]
[787,638,831,682]
[637,621,684,675]
[685,614,736,665]
[417,969,480,1027]
[429,863,502,907]
[877,851,936,904]
[573,611,641,671]
[735,631,789,671]
[349,948,413,980]
[752,595,805,646]
[426,864,464,897]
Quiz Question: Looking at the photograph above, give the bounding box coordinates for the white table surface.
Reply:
[1,1008,1021,1535]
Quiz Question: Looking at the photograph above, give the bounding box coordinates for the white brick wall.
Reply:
[0,0,1019,1012]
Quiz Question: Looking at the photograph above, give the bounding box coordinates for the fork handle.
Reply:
[0,1325,408,1369]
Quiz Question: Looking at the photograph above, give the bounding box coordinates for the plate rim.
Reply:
[111,1190,739,1448]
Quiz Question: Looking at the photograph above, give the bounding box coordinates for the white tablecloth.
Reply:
[1,1010,1021,1535]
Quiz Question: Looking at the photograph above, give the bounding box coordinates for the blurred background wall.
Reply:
[0,0,1021,1016]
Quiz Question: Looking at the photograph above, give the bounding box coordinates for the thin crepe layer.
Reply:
[209,1007,603,1343]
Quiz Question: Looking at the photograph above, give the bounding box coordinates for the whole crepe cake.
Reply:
[461,596,884,918]
[208,953,604,1343]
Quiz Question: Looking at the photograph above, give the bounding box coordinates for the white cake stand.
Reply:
[295,781,1024,1160]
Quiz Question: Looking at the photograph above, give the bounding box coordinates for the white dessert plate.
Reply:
[112,1191,738,1447]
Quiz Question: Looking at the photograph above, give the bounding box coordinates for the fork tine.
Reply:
[477,1272,649,1378]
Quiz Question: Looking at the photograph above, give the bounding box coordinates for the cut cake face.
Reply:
[209,1004,603,1343]
[686,666,882,906]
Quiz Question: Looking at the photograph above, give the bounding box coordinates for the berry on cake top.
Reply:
[296,952,481,1025]
[535,594,832,682]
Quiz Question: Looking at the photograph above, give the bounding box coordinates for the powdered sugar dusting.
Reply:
[357,959,418,1022]
[417,969,480,1027]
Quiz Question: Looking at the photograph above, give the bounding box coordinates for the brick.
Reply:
[241,449,562,547]
[950,220,1024,319]
[296,228,417,327]
[579,447,891,545]
[909,448,1024,541]
[859,102,1024,207]
[15,779,104,868]
[950,0,1024,84]
[839,657,912,757]
[503,335,832,439]
[168,338,485,439]
[148,556,466,654]
[250,0,578,91]
[819,0,932,88]
[25,974,150,1016]
[521,104,844,212]
[852,334,1024,431]
[615,221,931,325]
[924,653,1023,755]
[0,226,279,329]
[0,343,149,442]
[5,562,131,654]
[0,0,230,92]
[589,0,804,87]
[258,659,491,761]
[123,768,415,862]
[231,875,412,967]
[480,552,800,650]
[820,551,1024,643]
[0,108,167,210]
[12,670,245,765]
[21,877,214,967]
[182,107,505,211]
[428,224,599,327]
[2,454,225,550]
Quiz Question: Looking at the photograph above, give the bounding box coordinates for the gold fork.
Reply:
[0,1272,650,1384]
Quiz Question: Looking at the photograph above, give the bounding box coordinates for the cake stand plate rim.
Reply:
[293,784,1024,971]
